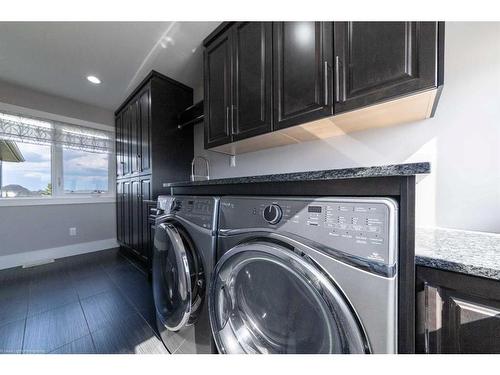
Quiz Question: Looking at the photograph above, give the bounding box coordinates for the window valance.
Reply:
[0,110,113,153]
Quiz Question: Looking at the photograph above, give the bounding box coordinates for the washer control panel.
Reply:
[219,197,398,266]
[169,196,217,230]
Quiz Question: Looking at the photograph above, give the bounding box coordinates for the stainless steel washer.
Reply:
[209,196,398,354]
[153,195,219,354]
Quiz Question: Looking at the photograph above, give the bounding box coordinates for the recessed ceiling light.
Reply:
[86,75,101,84]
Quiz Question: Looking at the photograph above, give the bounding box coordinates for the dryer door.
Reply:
[209,241,368,354]
[153,221,205,332]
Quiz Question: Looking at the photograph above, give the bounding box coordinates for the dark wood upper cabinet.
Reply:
[204,29,232,148]
[138,89,151,174]
[115,113,123,178]
[130,100,140,174]
[273,22,333,130]
[122,107,131,176]
[232,22,273,140]
[334,22,438,113]
[203,22,443,154]
[416,266,500,354]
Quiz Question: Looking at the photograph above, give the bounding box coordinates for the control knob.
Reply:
[263,204,283,225]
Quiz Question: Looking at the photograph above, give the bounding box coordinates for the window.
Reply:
[63,148,109,194]
[0,108,113,201]
[0,143,52,197]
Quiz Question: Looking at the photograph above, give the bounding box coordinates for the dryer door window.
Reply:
[153,221,205,332]
[209,241,368,354]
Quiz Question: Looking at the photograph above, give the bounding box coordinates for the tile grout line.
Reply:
[20,273,32,354]
[119,252,148,276]
[102,258,160,339]
[74,263,110,353]
[48,332,93,354]
[4,249,153,354]
[25,269,79,320]
[75,297,97,354]
[77,264,141,342]
[24,264,91,353]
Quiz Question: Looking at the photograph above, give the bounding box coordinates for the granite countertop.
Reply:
[163,162,430,187]
[416,227,500,281]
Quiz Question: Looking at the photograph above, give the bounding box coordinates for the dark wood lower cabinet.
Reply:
[117,176,152,265]
[122,180,131,247]
[416,266,500,353]
[131,179,141,254]
[116,181,124,243]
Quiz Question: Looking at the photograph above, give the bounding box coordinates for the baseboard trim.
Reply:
[0,238,119,270]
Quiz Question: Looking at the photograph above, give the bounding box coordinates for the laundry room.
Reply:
[0,1,499,374]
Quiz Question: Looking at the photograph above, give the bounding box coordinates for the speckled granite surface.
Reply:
[416,227,500,281]
[163,162,430,187]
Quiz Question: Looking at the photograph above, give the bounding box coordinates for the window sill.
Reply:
[0,196,116,207]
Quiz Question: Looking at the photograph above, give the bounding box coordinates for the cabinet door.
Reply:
[204,29,233,148]
[139,178,151,260]
[115,114,123,178]
[130,179,141,253]
[273,22,333,130]
[334,22,438,113]
[416,266,500,354]
[441,290,500,353]
[129,100,140,175]
[138,89,151,174]
[122,180,131,246]
[232,22,273,141]
[116,181,123,243]
[122,108,131,176]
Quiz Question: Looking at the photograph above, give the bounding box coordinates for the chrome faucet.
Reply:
[191,156,210,181]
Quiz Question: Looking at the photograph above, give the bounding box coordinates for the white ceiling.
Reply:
[0,22,220,110]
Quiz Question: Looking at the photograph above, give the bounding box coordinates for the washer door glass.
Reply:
[153,221,204,332]
[209,241,368,354]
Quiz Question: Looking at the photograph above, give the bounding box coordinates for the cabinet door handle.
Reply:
[231,105,236,134]
[324,61,329,105]
[335,56,341,103]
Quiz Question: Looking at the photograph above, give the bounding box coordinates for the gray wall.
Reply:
[0,81,116,258]
[0,203,116,256]
[193,22,500,233]
[0,79,114,126]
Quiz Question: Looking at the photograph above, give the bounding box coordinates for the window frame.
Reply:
[55,144,114,197]
[0,102,115,206]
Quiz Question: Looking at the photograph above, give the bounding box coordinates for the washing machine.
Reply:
[153,195,219,354]
[209,196,398,354]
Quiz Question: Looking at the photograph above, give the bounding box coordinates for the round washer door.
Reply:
[209,241,368,354]
[153,221,204,332]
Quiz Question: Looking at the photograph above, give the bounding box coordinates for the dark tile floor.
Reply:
[0,248,167,354]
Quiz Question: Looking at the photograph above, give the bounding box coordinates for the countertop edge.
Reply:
[415,227,500,282]
[416,254,500,281]
[163,162,431,188]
